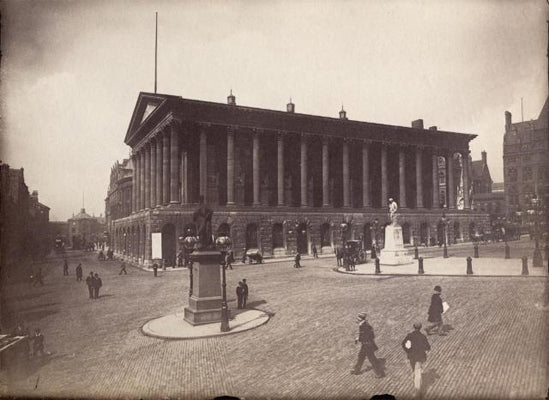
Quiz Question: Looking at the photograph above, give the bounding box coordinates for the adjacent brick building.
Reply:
[503,98,549,215]
[105,158,133,248]
[110,92,490,266]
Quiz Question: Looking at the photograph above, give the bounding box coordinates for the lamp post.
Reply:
[215,235,232,332]
[530,197,543,268]
[371,218,380,258]
[441,213,449,258]
[183,235,197,297]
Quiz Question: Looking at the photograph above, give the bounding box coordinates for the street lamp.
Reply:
[441,213,449,258]
[215,235,232,332]
[183,236,198,296]
[530,197,543,268]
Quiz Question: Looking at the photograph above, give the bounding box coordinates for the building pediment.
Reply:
[124,92,181,146]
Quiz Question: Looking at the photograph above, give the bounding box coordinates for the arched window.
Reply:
[246,224,258,249]
[272,223,283,249]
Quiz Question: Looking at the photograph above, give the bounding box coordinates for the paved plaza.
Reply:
[1,238,548,400]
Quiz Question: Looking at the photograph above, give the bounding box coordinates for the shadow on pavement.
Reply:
[20,309,59,323]
[422,368,440,393]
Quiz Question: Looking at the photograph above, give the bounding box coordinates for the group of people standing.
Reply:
[85,272,103,299]
[351,285,447,396]
[235,279,249,309]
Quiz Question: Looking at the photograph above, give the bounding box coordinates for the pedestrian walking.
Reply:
[86,272,94,299]
[32,268,44,287]
[92,273,102,299]
[425,285,445,336]
[402,322,431,394]
[119,262,128,275]
[224,252,233,270]
[31,328,45,357]
[75,263,83,281]
[236,281,244,309]
[312,244,318,258]
[351,312,385,378]
[294,252,301,268]
[63,259,69,276]
[152,262,159,277]
[242,278,249,308]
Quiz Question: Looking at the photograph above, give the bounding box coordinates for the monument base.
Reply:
[184,249,223,326]
[379,224,413,265]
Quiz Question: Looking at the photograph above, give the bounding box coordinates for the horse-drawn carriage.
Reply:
[243,248,263,264]
[339,240,367,271]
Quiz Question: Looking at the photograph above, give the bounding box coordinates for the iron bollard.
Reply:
[466,257,473,275]
[153,264,158,277]
[533,243,542,268]
[375,258,381,274]
[414,246,419,260]
[418,257,424,275]
[473,244,479,258]
[521,256,529,275]
[504,242,510,259]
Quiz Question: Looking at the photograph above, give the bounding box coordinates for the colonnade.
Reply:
[130,120,471,213]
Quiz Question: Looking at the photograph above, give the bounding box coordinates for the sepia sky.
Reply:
[0,0,547,221]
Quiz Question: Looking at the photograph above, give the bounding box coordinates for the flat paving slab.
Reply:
[142,309,270,339]
[338,256,548,277]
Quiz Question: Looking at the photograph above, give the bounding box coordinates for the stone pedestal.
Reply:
[184,250,223,325]
[379,224,412,265]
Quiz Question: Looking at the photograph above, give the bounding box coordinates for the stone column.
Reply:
[416,147,424,208]
[253,131,260,206]
[381,144,388,205]
[362,141,370,208]
[399,147,407,208]
[150,139,156,208]
[447,151,455,209]
[156,135,163,206]
[462,151,470,209]
[227,127,235,205]
[432,153,439,209]
[322,138,330,207]
[140,150,145,210]
[131,154,136,213]
[343,139,350,208]
[300,135,308,207]
[199,128,207,199]
[170,123,180,204]
[144,144,151,209]
[277,133,285,206]
[180,148,186,204]
[162,131,170,205]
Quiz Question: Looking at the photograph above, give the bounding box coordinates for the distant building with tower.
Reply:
[503,98,549,216]
[67,208,107,250]
[108,91,490,267]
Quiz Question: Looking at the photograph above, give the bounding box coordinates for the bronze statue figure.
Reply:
[193,196,214,249]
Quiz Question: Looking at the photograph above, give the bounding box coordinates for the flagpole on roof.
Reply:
[154,11,158,94]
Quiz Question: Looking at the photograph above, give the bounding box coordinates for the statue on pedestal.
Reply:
[193,196,213,250]
[388,198,398,226]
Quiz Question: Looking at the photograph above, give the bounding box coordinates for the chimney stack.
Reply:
[287,98,295,113]
[481,150,487,165]
[428,126,437,131]
[411,119,424,129]
[339,106,347,120]
[227,89,236,106]
[505,111,512,131]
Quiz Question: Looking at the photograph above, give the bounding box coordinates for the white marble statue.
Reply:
[388,198,398,226]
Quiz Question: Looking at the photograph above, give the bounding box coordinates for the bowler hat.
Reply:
[434,285,442,292]
[357,312,367,320]
[413,322,422,330]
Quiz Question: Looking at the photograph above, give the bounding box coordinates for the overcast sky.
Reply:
[1,0,547,221]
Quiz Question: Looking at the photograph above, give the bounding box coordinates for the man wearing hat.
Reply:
[426,285,444,335]
[402,322,431,393]
[351,312,385,378]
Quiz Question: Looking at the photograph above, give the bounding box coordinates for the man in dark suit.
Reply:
[63,259,69,276]
[351,312,385,378]
[242,279,249,308]
[426,285,444,335]
[86,272,94,298]
[92,273,102,299]
[236,281,244,309]
[402,322,431,393]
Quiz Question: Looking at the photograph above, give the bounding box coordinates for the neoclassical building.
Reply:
[112,91,489,266]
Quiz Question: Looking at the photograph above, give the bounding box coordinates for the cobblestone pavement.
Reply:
[2,238,548,400]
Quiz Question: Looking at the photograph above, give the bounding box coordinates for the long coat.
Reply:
[402,330,431,363]
[357,320,378,351]
[428,293,443,323]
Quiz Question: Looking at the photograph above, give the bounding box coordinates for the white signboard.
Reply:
[151,232,162,260]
